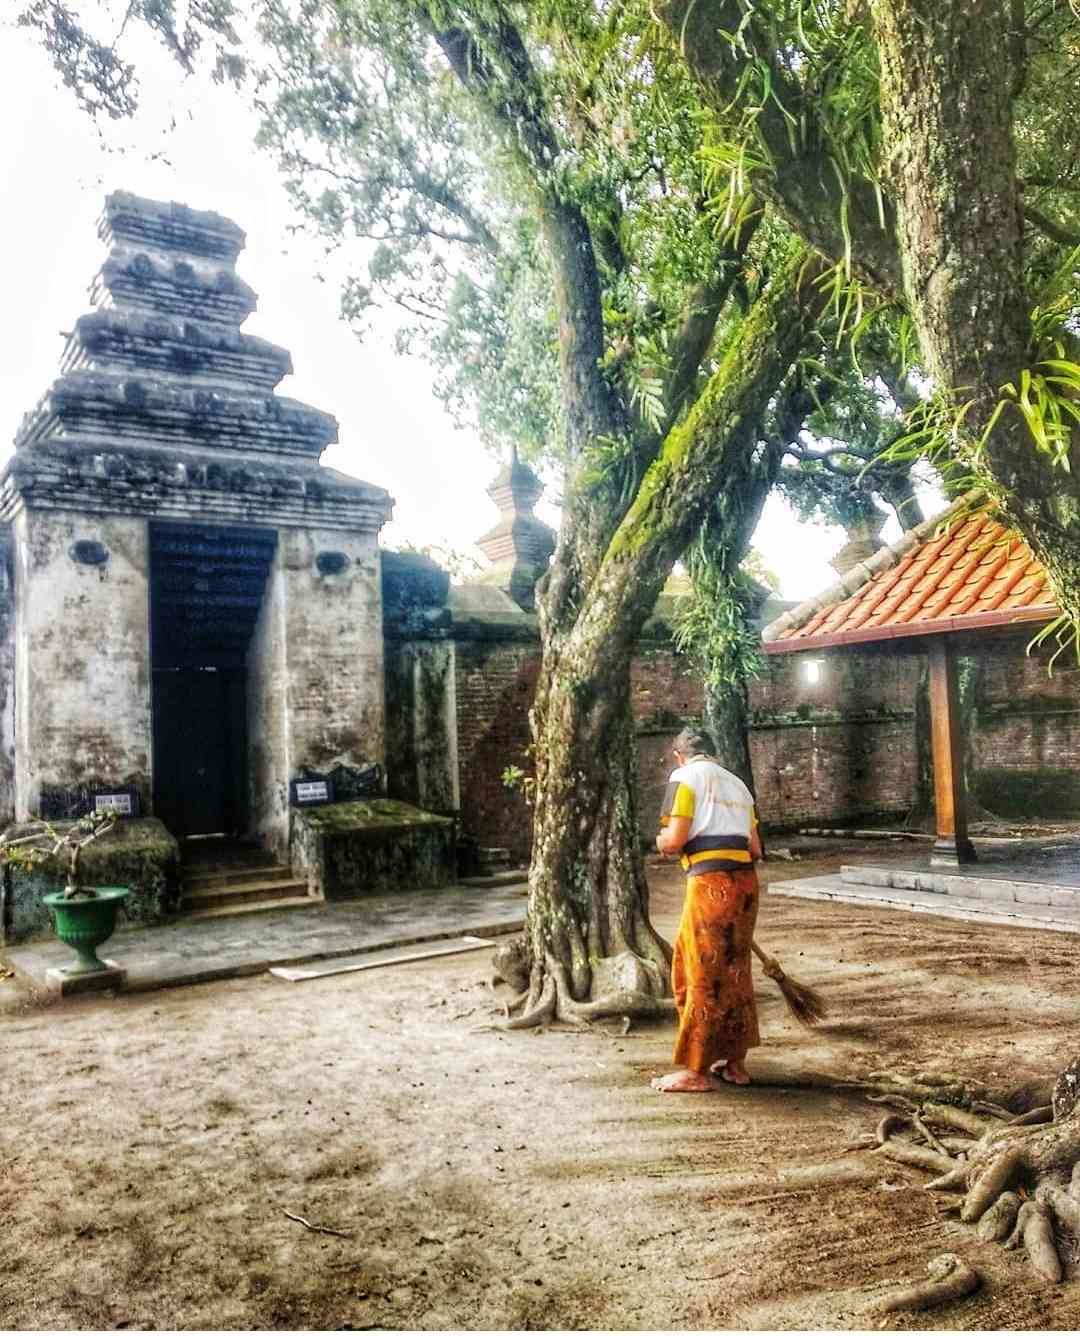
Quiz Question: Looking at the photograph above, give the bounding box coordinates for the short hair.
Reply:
[673,725,714,758]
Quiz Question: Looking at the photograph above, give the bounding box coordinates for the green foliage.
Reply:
[501,763,536,804]
[674,561,765,692]
[879,279,1080,490]
[393,540,483,583]
[1028,612,1080,674]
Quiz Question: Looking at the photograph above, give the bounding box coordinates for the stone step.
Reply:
[182,863,293,892]
[476,848,512,873]
[840,864,1080,909]
[180,877,310,913]
[183,896,317,923]
[459,871,529,890]
[770,873,1080,935]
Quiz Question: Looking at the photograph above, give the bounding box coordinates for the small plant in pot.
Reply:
[0,813,127,974]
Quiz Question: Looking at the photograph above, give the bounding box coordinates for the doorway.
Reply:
[150,522,277,840]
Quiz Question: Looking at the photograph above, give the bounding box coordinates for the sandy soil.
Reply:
[3,842,1080,1331]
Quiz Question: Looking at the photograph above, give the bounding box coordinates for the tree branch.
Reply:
[662,218,761,437]
[1023,203,1080,248]
[654,0,904,299]
[572,243,830,655]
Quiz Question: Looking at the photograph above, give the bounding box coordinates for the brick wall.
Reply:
[420,620,1080,860]
[454,637,541,862]
[974,641,1080,816]
[451,634,707,860]
[749,649,921,828]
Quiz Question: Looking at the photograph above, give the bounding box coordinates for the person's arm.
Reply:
[749,806,763,861]
[656,815,691,857]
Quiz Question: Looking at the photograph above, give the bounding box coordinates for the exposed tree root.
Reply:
[1010,1105,1054,1127]
[875,1114,908,1145]
[921,1102,992,1139]
[911,1112,951,1158]
[874,1252,980,1314]
[1004,1200,1062,1283]
[486,940,674,1032]
[874,1138,957,1176]
[855,1058,1080,1294]
[502,974,556,1030]
[976,1190,1022,1242]
[1036,1181,1080,1235]
[925,1164,971,1193]
[961,1146,1025,1222]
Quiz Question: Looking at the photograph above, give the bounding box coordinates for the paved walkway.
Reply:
[3,883,526,994]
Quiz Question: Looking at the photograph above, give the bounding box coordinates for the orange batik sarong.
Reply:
[671,866,761,1072]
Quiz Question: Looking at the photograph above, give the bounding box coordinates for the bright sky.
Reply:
[0,20,930,599]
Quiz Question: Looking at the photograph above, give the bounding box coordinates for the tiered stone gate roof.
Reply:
[4,191,392,534]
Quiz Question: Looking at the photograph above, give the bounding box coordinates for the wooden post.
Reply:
[927,636,976,865]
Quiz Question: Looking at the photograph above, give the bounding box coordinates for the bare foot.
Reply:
[720,1061,751,1086]
[650,1069,716,1093]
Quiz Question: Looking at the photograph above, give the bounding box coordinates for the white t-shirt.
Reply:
[661,755,756,873]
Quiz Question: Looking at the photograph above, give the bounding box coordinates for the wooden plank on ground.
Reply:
[268,935,492,981]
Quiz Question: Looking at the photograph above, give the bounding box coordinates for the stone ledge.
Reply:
[771,874,1080,934]
[840,863,1080,907]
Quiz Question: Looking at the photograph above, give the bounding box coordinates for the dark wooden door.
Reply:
[152,668,246,838]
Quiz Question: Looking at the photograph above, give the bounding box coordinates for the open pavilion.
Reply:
[760,494,1080,931]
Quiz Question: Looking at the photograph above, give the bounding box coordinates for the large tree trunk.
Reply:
[663,0,1080,632]
[869,0,1080,626]
[499,246,828,1025]
[706,683,755,793]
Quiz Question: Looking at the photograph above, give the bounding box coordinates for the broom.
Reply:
[751,939,828,1027]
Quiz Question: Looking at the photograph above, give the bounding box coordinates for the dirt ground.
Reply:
[3,840,1080,1331]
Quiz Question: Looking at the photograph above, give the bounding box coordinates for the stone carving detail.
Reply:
[297,758,383,800]
[69,540,108,566]
[316,550,350,576]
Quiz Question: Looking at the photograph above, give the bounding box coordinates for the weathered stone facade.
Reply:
[2,192,395,911]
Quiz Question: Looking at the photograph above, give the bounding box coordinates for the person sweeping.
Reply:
[651,726,765,1093]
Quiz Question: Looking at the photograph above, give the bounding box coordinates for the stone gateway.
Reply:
[0,192,460,936]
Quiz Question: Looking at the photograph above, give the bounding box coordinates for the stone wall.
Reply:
[0,817,178,945]
[0,534,15,825]
[248,528,386,859]
[383,639,459,814]
[247,547,289,853]
[11,510,152,821]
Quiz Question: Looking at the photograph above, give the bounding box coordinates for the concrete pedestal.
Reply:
[45,960,126,997]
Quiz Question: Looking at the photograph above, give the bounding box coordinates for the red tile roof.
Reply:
[762,502,1057,653]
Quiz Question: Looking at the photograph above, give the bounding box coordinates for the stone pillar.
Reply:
[0,531,16,826]
[11,511,152,819]
[247,528,386,857]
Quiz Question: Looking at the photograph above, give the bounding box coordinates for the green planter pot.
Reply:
[42,887,131,974]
